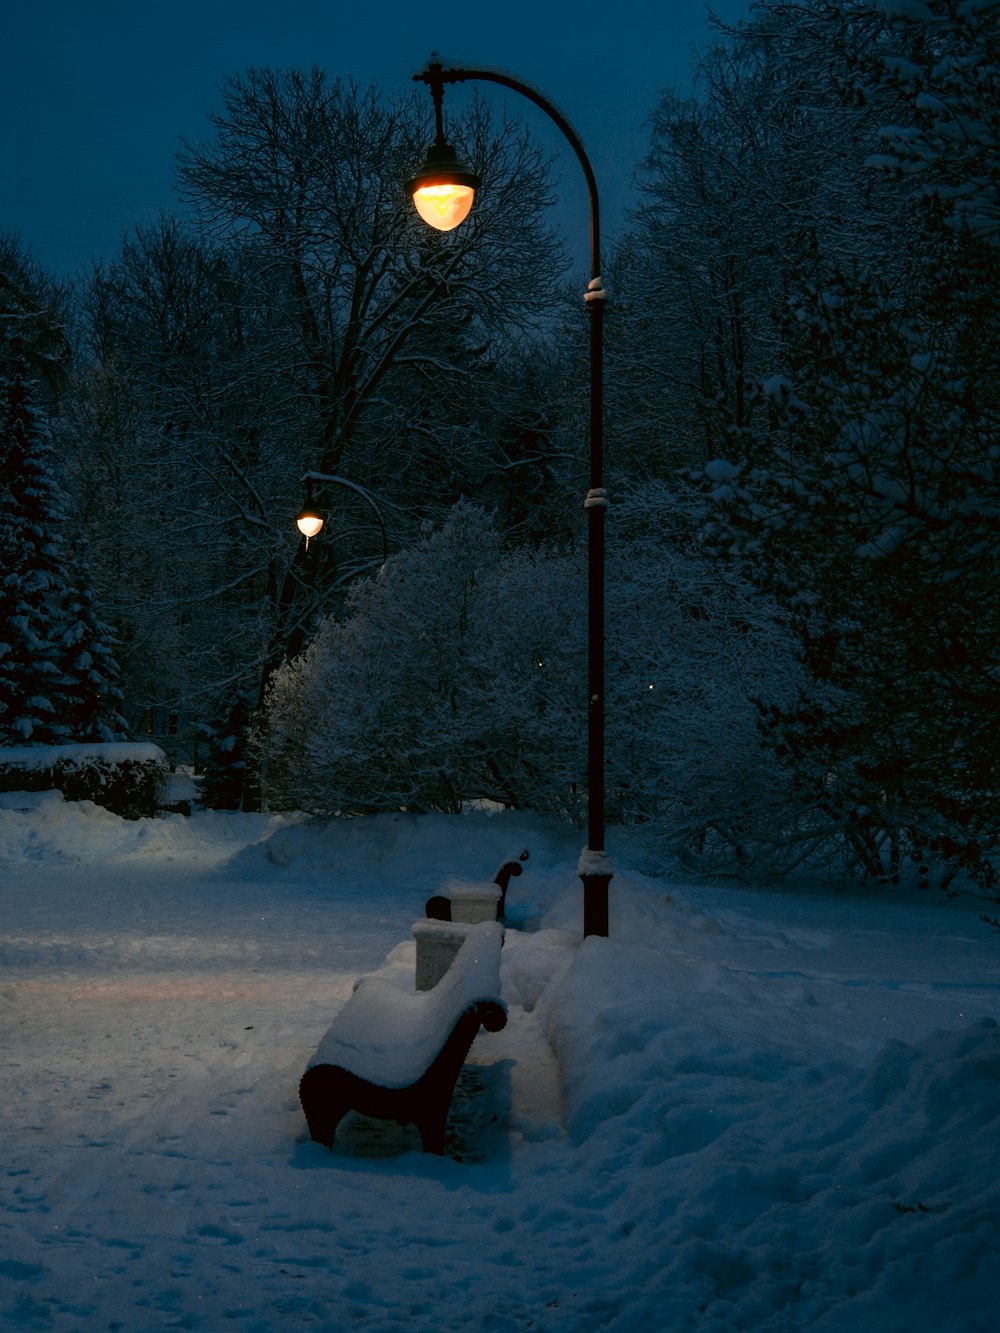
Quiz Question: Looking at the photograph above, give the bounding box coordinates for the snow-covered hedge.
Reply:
[0,743,169,819]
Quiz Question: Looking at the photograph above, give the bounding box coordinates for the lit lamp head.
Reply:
[295,506,324,541]
[407,141,480,232]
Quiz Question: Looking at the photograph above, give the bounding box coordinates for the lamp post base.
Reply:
[578,863,610,938]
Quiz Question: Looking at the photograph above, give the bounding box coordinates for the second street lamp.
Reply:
[410,59,612,938]
[294,472,389,565]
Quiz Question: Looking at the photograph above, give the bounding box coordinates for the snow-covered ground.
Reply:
[2,792,998,1331]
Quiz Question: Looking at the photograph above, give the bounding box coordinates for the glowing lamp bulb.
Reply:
[407,142,480,232]
[296,511,324,540]
[412,182,476,232]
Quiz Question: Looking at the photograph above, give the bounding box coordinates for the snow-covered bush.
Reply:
[596,483,807,874]
[258,503,584,817]
[0,743,168,819]
[258,501,802,875]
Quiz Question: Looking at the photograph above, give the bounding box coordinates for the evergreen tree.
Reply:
[704,0,1000,888]
[0,230,72,406]
[0,340,75,743]
[58,561,128,743]
[0,338,126,746]
[198,692,252,810]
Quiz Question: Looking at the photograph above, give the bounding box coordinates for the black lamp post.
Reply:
[410,60,612,937]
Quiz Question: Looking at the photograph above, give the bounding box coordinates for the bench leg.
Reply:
[299,1068,350,1150]
[411,1015,483,1153]
[415,1105,449,1155]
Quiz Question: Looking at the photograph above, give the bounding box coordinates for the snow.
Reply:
[0,742,166,770]
[577,846,614,878]
[705,459,740,484]
[2,793,999,1330]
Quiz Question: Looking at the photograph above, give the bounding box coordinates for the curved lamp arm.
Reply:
[413,62,601,281]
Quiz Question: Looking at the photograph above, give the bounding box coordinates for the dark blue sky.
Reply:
[3,0,750,279]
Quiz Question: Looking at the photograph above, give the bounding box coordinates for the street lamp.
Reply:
[407,142,479,231]
[410,60,612,938]
[294,472,389,564]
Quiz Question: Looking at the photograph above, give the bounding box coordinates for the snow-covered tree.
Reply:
[0,344,74,743]
[703,0,1000,888]
[257,502,580,816]
[58,562,128,743]
[0,230,72,406]
[605,487,807,874]
[857,0,999,248]
[73,72,565,765]
[0,339,125,745]
[613,23,894,480]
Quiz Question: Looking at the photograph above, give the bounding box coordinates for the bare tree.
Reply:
[70,71,565,789]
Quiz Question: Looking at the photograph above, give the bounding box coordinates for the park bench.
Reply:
[416,852,528,989]
[299,921,506,1155]
[424,852,527,923]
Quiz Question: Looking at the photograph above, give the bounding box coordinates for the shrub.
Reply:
[0,742,169,818]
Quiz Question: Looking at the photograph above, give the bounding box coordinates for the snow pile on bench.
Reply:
[439,877,501,922]
[307,921,505,1089]
[412,917,496,990]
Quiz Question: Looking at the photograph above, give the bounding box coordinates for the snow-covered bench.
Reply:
[425,853,527,924]
[299,921,507,1155]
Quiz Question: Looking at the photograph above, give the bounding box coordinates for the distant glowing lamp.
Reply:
[295,506,324,544]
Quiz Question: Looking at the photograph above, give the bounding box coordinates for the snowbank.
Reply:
[1,802,998,1330]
